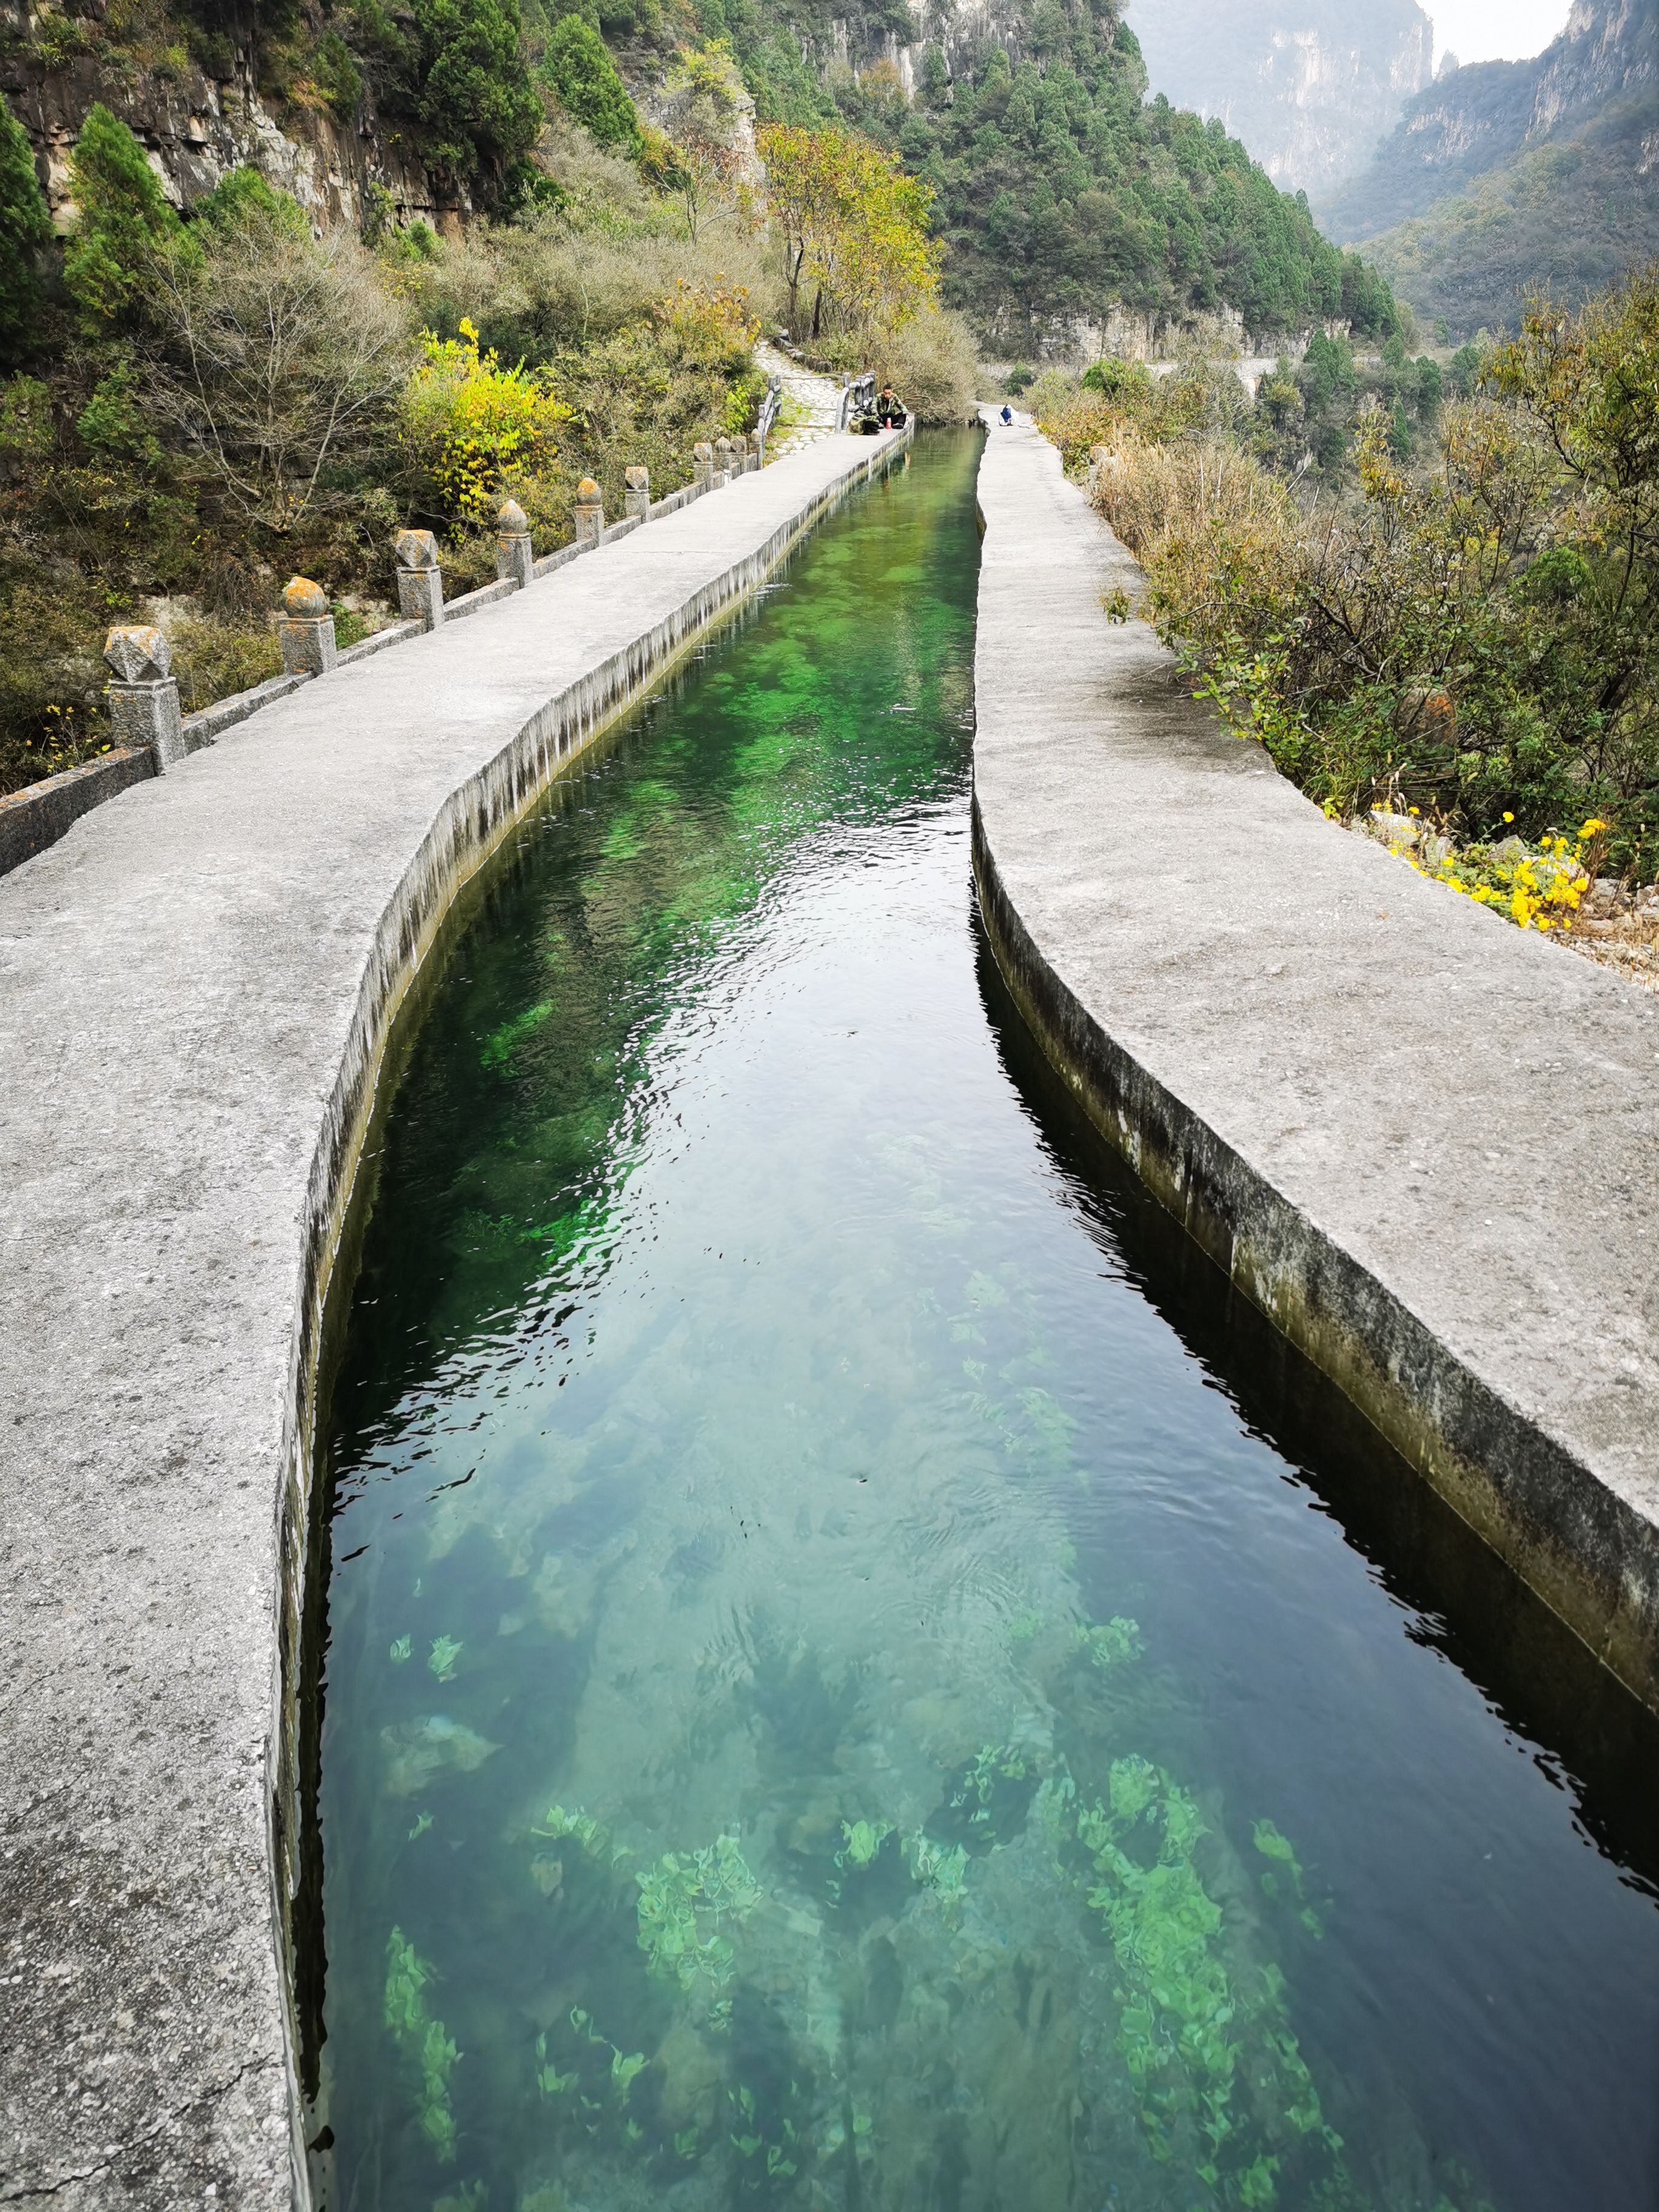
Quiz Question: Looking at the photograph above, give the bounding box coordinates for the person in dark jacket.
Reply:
[876,384,907,428]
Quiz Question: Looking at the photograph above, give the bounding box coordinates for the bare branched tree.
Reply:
[147,221,412,538]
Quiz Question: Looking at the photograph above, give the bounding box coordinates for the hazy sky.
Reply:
[1428,0,1574,65]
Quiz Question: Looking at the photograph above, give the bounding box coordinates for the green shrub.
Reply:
[76,358,157,461]
[540,15,642,152]
[63,105,192,326]
[411,0,543,186]
[195,166,307,239]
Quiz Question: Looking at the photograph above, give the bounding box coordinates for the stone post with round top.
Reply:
[713,437,736,486]
[395,528,444,629]
[104,625,184,769]
[623,466,651,522]
[495,500,534,588]
[692,441,715,491]
[278,576,337,676]
[573,478,605,548]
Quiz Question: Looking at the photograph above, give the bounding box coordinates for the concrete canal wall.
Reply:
[971,413,1659,1716]
[0,424,909,2210]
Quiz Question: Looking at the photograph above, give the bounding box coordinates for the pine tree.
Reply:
[540,15,642,153]
[413,0,543,184]
[62,104,188,325]
[0,93,51,367]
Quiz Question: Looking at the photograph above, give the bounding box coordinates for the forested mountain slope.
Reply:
[705,0,1399,350]
[1356,85,1659,335]
[0,0,1398,355]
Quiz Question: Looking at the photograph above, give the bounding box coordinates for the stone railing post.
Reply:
[574,477,605,547]
[693,441,715,491]
[713,437,734,486]
[623,465,651,521]
[395,528,444,629]
[495,500,534,588]
[104,625,184,769]
[278,577,337,676]
[748,432,763,472]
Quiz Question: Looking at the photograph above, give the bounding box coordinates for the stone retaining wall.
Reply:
[0,424,909,2211]
[971,413,1659,1711]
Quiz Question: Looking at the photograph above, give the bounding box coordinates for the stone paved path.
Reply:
[757,339,845,458]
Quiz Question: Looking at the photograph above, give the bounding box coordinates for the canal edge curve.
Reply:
[0,424,910,2212]
[970,412,1659,1714]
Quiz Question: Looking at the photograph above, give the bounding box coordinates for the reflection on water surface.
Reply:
[308,431,1659,2212]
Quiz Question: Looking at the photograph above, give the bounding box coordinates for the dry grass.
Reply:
[1090,434,1298,561]
[1561,911,1659,991]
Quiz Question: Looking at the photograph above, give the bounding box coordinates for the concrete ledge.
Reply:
[648,481,708,521]
[444,574,518,622]
[0,745,155,874]
[532,537,589,579]
[334,617,424,668]
[183,671,314,750]
[0,424,909,2210]
[971,416,1659,1708]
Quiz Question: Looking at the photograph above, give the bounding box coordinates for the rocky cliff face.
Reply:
[1319,0,1658,240]
[1127,0,1433,195]
[0,0,457,235]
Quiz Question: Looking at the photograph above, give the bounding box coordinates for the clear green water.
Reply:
[307,432,1659,2212]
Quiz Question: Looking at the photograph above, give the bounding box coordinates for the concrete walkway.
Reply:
[971,412,1659,1705]
[0,426,905,2211]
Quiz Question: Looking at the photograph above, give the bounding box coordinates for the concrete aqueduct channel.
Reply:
[2,409,1658,2205]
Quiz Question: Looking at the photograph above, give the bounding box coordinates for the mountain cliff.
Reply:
[1313,0,1658,334]
[1319,0,1658,240]
[1126,0,1433,195]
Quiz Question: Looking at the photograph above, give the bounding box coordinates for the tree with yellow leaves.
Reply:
[757,125,940,344]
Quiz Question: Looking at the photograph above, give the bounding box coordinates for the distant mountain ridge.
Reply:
[1355,86,1659,333]
[1127,0,1433,195]
[1319,0,1658,240]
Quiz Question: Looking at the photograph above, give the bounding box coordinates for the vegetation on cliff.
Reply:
[1357,93,1659,343]
[1319,0,1659,340]
[700,0,1397,353]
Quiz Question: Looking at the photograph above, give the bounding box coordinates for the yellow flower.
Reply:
[1502,811,1514,823]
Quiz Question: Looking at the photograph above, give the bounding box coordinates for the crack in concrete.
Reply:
[0,2055,280,2204]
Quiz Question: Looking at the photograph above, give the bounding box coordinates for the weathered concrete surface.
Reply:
[0,746,156,877]
[973,414,1659,1704]
[0,426,906,2210]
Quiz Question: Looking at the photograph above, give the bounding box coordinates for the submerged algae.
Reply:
[313,437,1548,2212]
[384,1929,461,2163]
